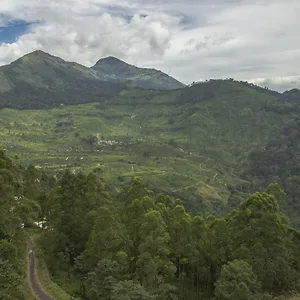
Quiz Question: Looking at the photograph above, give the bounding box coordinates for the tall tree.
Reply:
[228,191,293,292]
[214,260,260,300]
[167,204,192,296]
[136,210,176,292]
[83,206,129,269]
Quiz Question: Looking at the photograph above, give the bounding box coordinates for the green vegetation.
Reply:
[2,51,300,299]
[0,50,125,109]
[1,78,300,223]
[0,150,40,299]
[0,50,183,109]
[2,149,300,299]
[92,56,184,90]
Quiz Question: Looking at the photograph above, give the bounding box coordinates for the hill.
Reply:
[92,56,184,90]
[0,50,126,109]
[244,87,300,224]
[2,78,300,221]
[0,51,184,109]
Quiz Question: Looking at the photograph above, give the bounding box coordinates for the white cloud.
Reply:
[0,0,299,91]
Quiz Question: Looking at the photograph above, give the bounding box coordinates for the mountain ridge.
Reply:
[0,50,298,110]
[92,55,184,90]
[0,50,126,109]
[0,50,186,109]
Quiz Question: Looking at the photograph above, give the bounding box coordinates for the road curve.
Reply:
[28,238,53,300]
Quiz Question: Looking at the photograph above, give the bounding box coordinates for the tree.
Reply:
[136,210,176,291]
[111,280,153,300]
[0,259,22,300]
[167,205,191,296]
[189,216,208,296]
[228,191,293,292]
[263,183,286,209]
[45,170,110,267]
[215,260,260,300]
[86,258,124,300]
[83,206,129,269]
[206,218,232,295]
[117,177,153,208]
[124,196,157,273]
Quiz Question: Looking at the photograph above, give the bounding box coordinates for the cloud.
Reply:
[0,0,299,91]
[248,76,300,92]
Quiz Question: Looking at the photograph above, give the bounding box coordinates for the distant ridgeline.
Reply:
[0,50,184,109]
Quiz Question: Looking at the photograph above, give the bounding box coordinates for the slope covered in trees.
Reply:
[2,79,300,223]
[245,88,300,226]
[18,157,300,300]
[2,148,300,299]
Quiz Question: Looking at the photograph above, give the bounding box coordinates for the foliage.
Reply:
[2,147,300,300]
[0,78,292,220]
[0,150,39,298]
[214,259,260,300]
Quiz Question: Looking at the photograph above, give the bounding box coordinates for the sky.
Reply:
[0,0,299,92]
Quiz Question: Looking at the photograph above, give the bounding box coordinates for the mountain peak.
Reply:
[29,49,49,56]
[92,56,134,72]
[11,50,63,67]
[97,56,126,63]
[24,49,55,59]
[92,56,184,90]
[282,88,300,99]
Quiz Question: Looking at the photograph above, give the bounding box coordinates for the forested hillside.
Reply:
[1,77,300,224]
[2,149,300,299]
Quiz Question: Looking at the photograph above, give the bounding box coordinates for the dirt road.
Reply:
[28,239,53,300]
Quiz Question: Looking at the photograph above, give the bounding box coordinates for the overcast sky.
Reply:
[0,0,299,91]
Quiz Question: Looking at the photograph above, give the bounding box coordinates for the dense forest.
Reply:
[2,148,300,300]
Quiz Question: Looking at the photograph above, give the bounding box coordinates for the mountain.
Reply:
[0,50,99,89]
[0,51,184,109]
[0,50,126,109]
[92,56,184,90]
[282,88,300,100]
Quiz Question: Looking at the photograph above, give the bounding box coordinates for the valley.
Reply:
[1,50,300,300]
[0,78,296,217]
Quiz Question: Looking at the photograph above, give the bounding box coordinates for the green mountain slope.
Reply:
[244,88,300,225]
[92,56,184,90]
[0,50,126,109]
[0,51,184,109]
[1,79,296,219]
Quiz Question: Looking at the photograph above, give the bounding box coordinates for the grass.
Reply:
[0,82,290,215]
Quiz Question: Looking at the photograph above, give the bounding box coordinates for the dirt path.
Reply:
[28,238,53,300]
